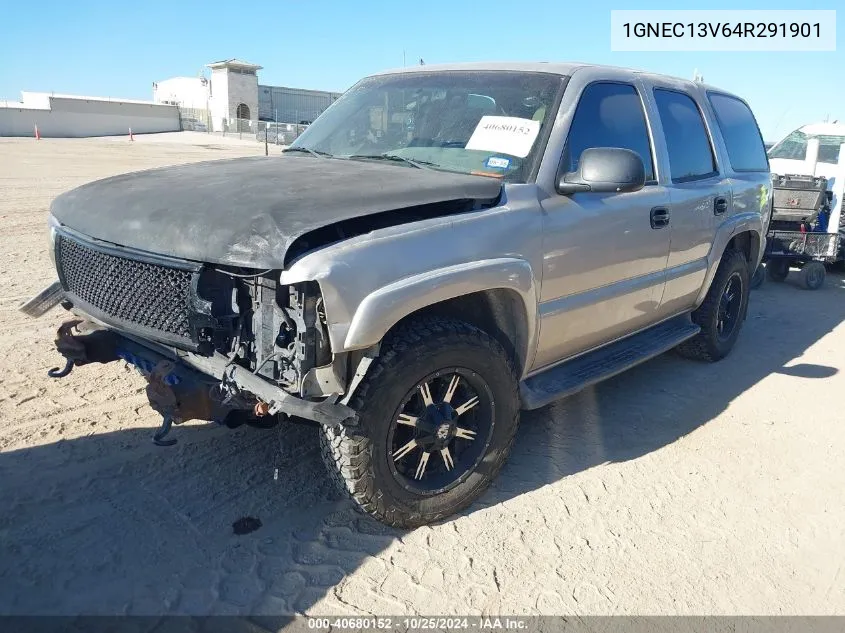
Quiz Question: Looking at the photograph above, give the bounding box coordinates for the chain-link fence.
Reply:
[177,107,212,133]
[176,107,310,146]
[255,121,310,145]
[219,117,256,138]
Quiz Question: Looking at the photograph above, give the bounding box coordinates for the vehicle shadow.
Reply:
[1,272,843,620]
[475,270,845,509]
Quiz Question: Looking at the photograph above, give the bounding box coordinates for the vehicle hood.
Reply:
[50,154,502,268]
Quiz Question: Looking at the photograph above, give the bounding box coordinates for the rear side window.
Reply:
[768,130,845,164]
[563,82,655,182]
[708,93,768,172]
[817,136,845,164]
[653,89,717,182]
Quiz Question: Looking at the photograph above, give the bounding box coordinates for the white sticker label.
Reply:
[465,116,541,158]
[486,156,510,169]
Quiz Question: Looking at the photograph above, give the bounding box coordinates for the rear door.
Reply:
[704,90,772,241]
[641,77,734,317]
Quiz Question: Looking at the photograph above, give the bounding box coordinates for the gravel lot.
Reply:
[1,133,844,618]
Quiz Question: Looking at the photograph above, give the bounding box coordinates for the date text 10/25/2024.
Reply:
[307,617,528,631]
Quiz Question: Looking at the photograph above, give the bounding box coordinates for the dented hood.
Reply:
[50,154,502,268]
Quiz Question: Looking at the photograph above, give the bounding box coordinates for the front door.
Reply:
[534,79,672,369]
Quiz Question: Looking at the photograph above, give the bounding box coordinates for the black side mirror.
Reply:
[557,147,646,195]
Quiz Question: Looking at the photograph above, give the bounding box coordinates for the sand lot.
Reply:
[1,132,844,618]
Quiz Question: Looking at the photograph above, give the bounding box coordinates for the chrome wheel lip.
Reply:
[386,366,495,496]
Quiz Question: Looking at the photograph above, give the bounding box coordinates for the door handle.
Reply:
[650,206,670,229]
[714,196,728,215]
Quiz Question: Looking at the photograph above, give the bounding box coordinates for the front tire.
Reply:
[750,264,766,290]
[677,249,750,362]
[320,317,520,528]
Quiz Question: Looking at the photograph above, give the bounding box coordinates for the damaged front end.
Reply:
[21,227,361,445]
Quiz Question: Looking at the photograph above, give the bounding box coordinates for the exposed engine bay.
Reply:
[28,227,361,445]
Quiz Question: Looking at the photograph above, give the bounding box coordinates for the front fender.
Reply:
[278,183,546,366]
[696,211,764,306]
[343,258,538,356]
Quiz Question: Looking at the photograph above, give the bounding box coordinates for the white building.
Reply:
[0,91,179,137]
[153,58,341,133]
[152,76,211,110]
[153,58,262,132]
[207,58,261,132]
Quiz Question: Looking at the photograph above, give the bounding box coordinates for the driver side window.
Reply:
[562,82,656,182]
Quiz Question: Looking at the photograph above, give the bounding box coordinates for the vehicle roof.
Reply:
[369,61,741,100]
[797,121,845,137]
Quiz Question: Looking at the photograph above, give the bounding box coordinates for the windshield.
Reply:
[288,71,565,183]
[768,129,845,164]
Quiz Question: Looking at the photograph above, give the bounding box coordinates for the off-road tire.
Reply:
[319,317,520,528]
[676,249,750,363]
[766,259,789,282]
[750,264,765,290]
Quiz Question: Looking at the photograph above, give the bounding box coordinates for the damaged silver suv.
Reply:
[22,62,771,527]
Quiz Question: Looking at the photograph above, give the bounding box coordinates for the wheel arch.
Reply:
[342,258,538,378]
[726,230,762,275]
[695,214,763,307]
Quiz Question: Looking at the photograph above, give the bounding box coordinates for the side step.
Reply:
[519,314,700,410]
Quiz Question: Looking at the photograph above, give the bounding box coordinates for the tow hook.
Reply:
[48,319,85,379]
[48,358,74,378]
[146,361,183,447]
[152,415,177,447]
[49,318,119,380]
[143,360,237,447]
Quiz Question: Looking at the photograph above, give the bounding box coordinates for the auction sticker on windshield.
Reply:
[466,116,541,158]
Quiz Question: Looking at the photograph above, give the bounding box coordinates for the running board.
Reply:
[519,315,700,410]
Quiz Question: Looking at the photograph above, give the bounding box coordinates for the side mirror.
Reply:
[557,147,646,195]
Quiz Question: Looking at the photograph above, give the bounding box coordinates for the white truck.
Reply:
[756,122,845,288]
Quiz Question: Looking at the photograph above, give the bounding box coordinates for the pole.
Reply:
[826,143,845,256]
[264,121,268,156]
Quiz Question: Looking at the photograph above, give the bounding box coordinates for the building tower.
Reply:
[206,59,262,133]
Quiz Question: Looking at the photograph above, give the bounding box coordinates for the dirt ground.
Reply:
[1,132,844,618]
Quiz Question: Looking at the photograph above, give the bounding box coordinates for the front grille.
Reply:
[57,234,194,342]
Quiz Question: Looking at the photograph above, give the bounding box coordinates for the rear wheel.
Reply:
[799,261,826,290]
[677,249,750,362]
[320,317,519,528]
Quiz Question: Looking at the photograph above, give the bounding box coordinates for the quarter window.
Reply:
[817,136,845,164]
[653,89,717,182]
[768,130,808,160]
[708,93,768,172]
[562,82,655,182]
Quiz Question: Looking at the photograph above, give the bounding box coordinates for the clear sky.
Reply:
[0,0,840,142]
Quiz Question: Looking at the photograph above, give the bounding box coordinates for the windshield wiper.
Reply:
[282,147,333,159]
[347,153,438,170]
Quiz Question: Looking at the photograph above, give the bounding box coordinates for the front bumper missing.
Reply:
[21,284,358,433]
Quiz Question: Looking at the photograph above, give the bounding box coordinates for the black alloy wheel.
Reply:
[716,272,743,342]
[387,368,493,494]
